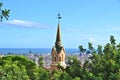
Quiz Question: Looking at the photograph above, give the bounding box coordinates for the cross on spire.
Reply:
[57,12,62,22]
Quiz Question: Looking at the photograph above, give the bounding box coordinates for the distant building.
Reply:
[50,21,66,70]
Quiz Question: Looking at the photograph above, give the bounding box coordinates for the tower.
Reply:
[50,13,66,70]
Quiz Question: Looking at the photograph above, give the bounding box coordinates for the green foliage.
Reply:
[57,63,64,71]
[66,56,82,79]
[73,77,81,80]
[110,35,116,46]
[97,45,103,55]
[0,63,29,79]
[33,67,50,80]
[82,36,120,79]
[79,45,86,55]
[0,55,50,80]
[79,45,85,53]
[38,56,44,67]
[0,56,29,79]
[52,72,72,80]
[88,42,94,52]
[76,35,120,80]
[0,2,10,22]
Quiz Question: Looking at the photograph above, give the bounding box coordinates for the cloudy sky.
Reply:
[0,0,120,48]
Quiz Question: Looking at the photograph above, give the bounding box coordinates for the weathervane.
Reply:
[57,12,62,22]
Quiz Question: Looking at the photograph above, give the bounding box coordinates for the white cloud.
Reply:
[66,28,80,32]
[105,25,120,31]
[0,19,50,29]
[89,37,95,42]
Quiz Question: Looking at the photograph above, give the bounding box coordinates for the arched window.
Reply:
[52,54,54,61]
[59,57,61,62]
[62,54,63,61]
[53,54,54,57]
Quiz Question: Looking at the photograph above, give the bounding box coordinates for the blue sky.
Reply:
[0,0,120,48]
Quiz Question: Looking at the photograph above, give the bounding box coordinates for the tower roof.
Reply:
[56,23,61,42]
[55,23,62,51]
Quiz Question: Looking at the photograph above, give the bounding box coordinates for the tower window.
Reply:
[59,57,61,62]
[62,54,63,61]
[52,54,54,61]
[54,57,56,62]
[53,54,54,57]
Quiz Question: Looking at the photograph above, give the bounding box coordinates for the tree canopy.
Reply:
[0,55,50,80]
[52,35,120,80]
[0,2,10,22]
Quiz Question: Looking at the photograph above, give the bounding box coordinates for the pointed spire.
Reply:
[55,23,62,49]
[56,23,61,42]
[55,12,62,51]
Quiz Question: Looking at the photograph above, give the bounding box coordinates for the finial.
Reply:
[57,12,62,22]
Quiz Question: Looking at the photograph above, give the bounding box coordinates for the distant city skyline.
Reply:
[0,0,120,48]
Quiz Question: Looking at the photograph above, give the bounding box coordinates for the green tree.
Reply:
[0,55,50,80]
[87,42,94,54]
[97,45,103,55]
[79,45,86,55]
[110,35,116,46]
[77,35,120,80]
[0,57,29,79]
[0,2,10,22]
[38,56,44,67]
[85,36,120,80]
[52,72,72,80]
[66,56,82,79]
[73,77,81,80]
[57,63,64,71]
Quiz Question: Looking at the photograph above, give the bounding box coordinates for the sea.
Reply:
[0,48,80,55]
